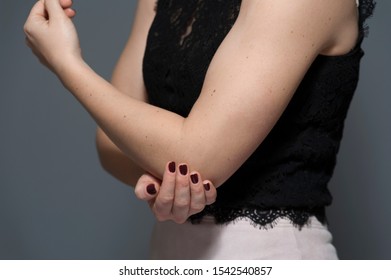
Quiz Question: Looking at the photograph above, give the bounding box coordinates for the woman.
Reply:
[24,0,375,259]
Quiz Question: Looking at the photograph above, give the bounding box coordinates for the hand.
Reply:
[134,162,217,224]
[24,0,81,74]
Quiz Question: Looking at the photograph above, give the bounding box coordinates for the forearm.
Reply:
[58,59,196,182]
[26,0,356,192]
[25,0,253,188]
[96,127,145,187]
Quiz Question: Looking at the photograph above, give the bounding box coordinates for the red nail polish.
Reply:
[168,161,176,173]
[190,173,199,184]
[146,184,157,195]
[179,164,188,175]
[203,182,210,191]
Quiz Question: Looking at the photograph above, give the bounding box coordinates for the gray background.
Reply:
[0,1,389,260]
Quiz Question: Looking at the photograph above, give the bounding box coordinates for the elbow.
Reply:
[185,157,234,189]
[183,146,244,188]
[95,130,141,187]
[95,130,116,175]
[96,141,113,174]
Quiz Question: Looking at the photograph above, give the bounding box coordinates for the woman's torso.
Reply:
[142,0,375,228]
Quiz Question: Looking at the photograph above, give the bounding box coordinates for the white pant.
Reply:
[149,216,338,260]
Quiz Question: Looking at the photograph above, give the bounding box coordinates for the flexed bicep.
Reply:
[176,0,357,186]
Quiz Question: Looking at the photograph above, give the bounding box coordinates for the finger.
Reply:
[188,172,206,216]
[134,173,160,201]
[64,8,76,18]
[153,161,176,220]
[171,163,191,223]
[44,0,67,19]
[203,180,217,205]
[60,0,73,9]
[24,1,46,36]
[28,0,46,18]
[59,0,76,18]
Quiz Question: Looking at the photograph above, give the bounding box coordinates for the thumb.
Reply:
[134,174,161,201]
[44,0,67,19]
[26,1,46,22]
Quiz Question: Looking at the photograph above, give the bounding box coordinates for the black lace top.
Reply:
[142,0,375,228]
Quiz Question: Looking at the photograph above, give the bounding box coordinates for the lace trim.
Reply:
[359,0,376,37]
[190,206,327,230]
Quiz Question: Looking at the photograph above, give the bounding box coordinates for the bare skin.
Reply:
[24,0,359,223]
[26,0,217,224]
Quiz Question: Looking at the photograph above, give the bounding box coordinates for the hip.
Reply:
[149,215,338,260]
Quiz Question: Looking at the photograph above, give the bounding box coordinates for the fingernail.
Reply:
[146,184,157,195]
[179,164,188,175]
[168,161,176,173]
[190,173,199,184]
[203,182,210,191]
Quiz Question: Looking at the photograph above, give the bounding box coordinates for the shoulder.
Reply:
[235,0,359,56]
[238,0,357,26]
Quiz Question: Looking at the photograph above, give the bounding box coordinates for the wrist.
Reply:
[55,55,91,87]
[52,49,83,74]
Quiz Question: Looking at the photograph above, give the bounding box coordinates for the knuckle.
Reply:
[157,198,173,208]
[158,194,174,204]
[191,203,205,213]
[174,200,188,209]
[23,23,33,37]
[191,186,204,196]
[23,23,29,34]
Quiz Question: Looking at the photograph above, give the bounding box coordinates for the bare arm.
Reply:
[24,0,359,187]
[95,0,155,187]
